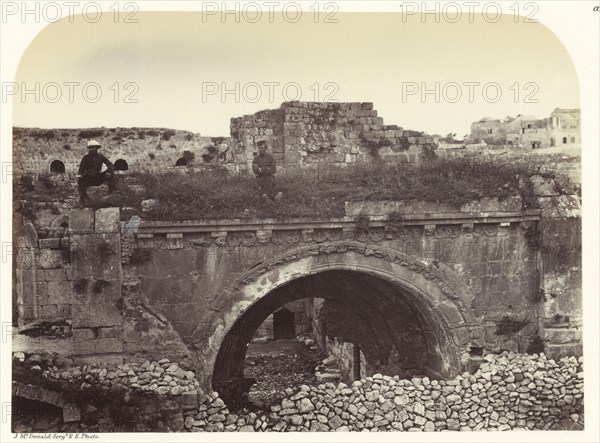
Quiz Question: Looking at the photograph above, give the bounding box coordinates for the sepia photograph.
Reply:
[1,1,598,440]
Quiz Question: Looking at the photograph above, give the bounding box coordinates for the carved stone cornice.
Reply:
[235,241,459,300]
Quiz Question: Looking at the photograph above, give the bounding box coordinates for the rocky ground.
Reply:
[244,338,326,409]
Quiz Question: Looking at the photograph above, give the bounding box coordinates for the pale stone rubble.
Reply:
[187,351,583,432]
[36,357,201,394]
[15,351,583,432]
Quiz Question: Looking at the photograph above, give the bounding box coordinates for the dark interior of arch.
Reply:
[49,160,65,174]
[114,159,129,171]
[212,270,461,408]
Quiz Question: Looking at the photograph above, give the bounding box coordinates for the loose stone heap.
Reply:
[187,352,583,432]
[39,358,201,395]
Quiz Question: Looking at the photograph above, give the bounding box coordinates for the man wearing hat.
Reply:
[76,139,115,205]
[252,140,282,202]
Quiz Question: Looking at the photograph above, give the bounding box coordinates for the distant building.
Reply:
[469,108,580,149]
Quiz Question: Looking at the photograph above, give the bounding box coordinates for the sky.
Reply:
[13,10,580,138]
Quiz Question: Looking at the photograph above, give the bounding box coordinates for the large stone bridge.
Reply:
[14,194,582,404]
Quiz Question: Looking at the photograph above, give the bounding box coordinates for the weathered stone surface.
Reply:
[95,207,120,233]
[530,175,559,197]
[69,209,95,233]
[37,249,63,269]
[141,199,158,212]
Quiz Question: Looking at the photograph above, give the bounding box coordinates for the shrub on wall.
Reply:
[78,129,105,140]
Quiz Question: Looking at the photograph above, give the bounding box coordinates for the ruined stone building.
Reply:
[469,108,580,149]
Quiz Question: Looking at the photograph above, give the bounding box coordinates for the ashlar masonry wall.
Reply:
[230,101,437,169]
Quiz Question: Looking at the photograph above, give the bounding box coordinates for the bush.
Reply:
[182,150,195,162]
[161,130,176,141]
[63,144,71,150]
[35,130,56,141]
[78,129,105,139]
[148,153,155,160]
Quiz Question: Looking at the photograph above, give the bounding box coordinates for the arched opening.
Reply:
[175,157,188,166]
[49,160,65,174]
[114,159,129,171]
[212,267,467,409]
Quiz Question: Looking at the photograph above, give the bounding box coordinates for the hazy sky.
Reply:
[14,11,579,137]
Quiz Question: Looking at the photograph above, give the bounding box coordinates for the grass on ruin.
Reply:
[136,156,574,221]
[14,156,577,222]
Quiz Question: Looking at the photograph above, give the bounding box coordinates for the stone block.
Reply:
[37,269,67,282]
[41,304,71,319]
[63,404,81,423]
[543,328,581,344]
[167,233,183,250]
[284,151,303,163]
[69,209,94,233]
[17,269,35,282]
[36,281,50,302]
[95,207,120,233]
[37,249,63,269]
[70,234,121,281]
[74,354,124,367]
[72,303,122,328]
[74,337,123,355]
[39,238,61,249]
[72,328,96,342]
[545,342,582,359]
[47,280,73,304]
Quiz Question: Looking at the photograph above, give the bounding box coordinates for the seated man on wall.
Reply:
[252,140,283,203]
[76,139,116,205]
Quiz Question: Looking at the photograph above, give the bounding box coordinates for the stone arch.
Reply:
[175,157,188,166]
[205,241,478,400]
[49,160,65,174]
[114,159,129,171]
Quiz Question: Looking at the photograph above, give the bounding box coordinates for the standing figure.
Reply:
[252,140,282,202]
[76,139,115,205]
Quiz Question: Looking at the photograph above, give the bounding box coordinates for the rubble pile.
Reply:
[41,358,202,395]
[187,352,584,432]
[13,351,584,432]
[13,353,200,397]
[245,353,322,408]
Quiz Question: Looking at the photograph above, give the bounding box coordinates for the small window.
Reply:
[487,128,493,134]
[563,137,567,144]
[49,160,65,174]
[114,159,129,171]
